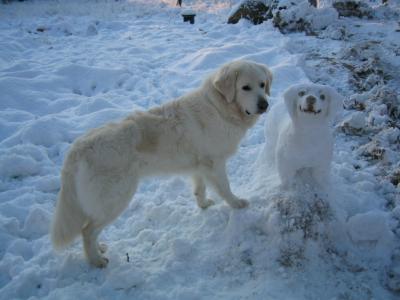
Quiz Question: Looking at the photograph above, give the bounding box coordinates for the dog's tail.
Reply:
[51,168,86,251]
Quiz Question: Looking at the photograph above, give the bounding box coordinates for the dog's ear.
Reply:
[257,63,273,96]
[213,64,238,103]
[325,86,343,122]
[283,85,299,121]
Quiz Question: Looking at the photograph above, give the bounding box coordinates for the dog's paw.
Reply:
[98,243,108,254]
[230,198,249,209]
[90,256,109,268]
[199,198,215,209]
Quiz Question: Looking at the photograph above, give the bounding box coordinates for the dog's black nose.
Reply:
[257,98,269,113]
[306,96,316,105]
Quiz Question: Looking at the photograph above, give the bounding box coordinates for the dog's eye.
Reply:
[242,85,251,91]
[260,82,265,88]
[298,91,305,97]
[320,94,326,100]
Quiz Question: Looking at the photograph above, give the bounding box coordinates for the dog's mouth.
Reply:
[245,108,267,116]
[299,106,321,115]
[245,108,267,115]
[257,107,267,114]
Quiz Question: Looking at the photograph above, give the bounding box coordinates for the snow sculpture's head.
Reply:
[212,60,273,117]
[283,83,343,124]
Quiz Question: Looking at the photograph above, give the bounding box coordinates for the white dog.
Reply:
[51,60,273,267]
[263,83,342,187]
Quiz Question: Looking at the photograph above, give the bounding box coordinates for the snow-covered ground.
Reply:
[0,0,399,299]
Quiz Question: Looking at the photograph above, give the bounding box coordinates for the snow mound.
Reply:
[56,65,132,97]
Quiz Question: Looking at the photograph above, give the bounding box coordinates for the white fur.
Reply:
[51,60,273,268]
[264,83,343,187]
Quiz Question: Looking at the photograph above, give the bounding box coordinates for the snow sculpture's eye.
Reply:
[320,94,325,100]
[298,91,305,97]
[260,82,265,88]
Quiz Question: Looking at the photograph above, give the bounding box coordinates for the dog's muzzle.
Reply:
[257,98,269,114]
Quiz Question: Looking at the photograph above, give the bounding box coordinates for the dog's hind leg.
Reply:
[192,175,215,209]
[78,168,139,267]
[82,221,109,268]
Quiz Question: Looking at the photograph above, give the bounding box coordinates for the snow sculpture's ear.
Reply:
[284,85,299,121]
[213,64,238,103]
[324,86,343,122]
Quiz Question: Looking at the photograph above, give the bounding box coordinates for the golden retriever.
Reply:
[51,60,273,267]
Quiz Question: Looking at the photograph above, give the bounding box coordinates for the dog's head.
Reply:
[283,83,343,124]
[212,60,273,117]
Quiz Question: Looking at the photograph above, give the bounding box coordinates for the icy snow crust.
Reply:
[0,1,398,299]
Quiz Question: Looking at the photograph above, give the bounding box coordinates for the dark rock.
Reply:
[308,0,319,7]
[333,0,373,19]
[229,1,335,34]
[228,0,271,25]
[273,11,314,35]
[2,0,25,3]
[390,169,400,186]
[359,140,386,161]
[36,27,46,33]
[270,1,328,35]
[374,88,400,121]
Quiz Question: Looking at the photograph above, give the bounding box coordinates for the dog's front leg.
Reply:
[203,162,248,209]
[192,175,215,209]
